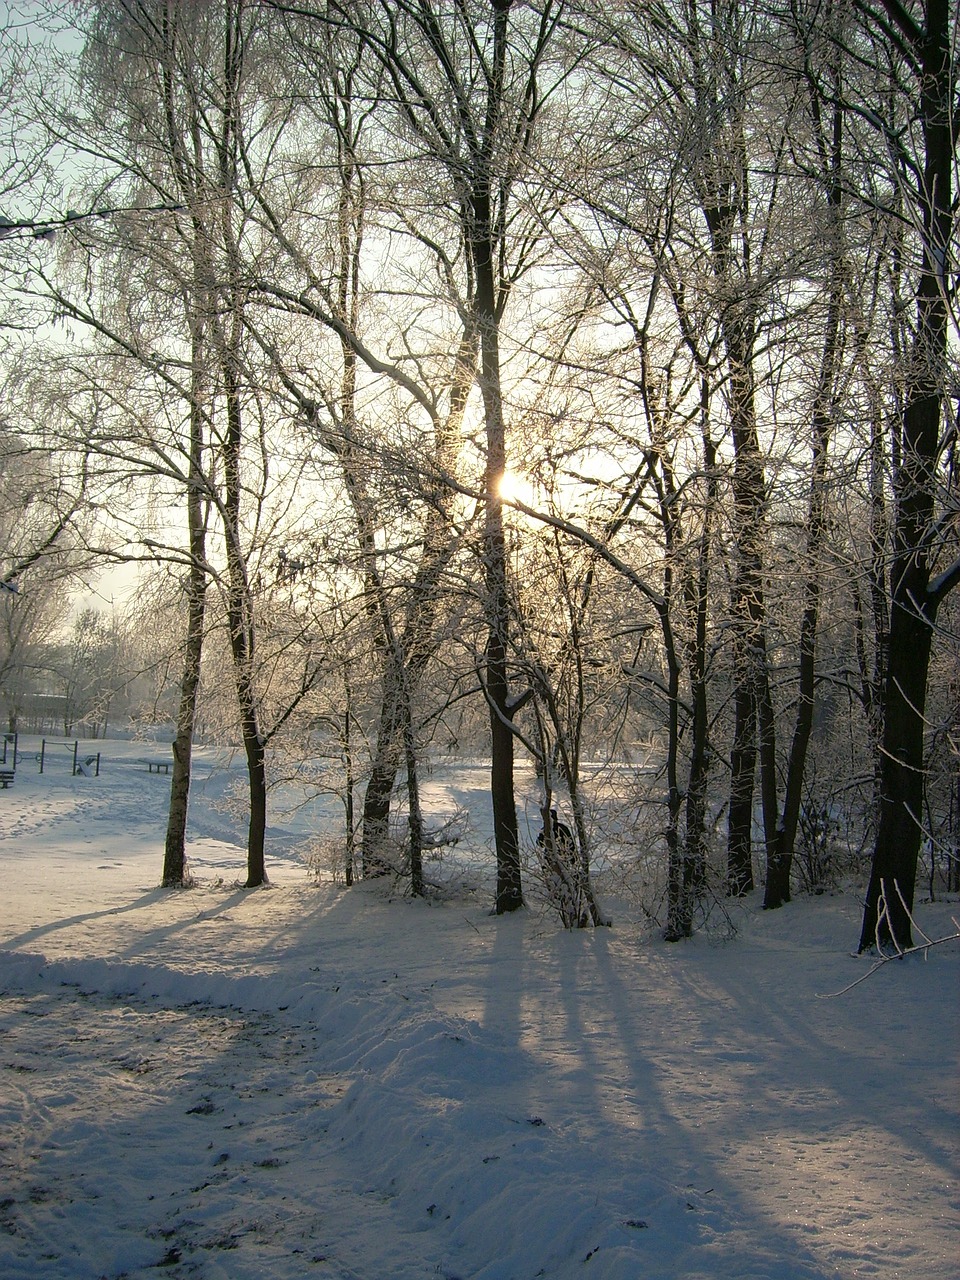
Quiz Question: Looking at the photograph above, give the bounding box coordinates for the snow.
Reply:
[0,736,957,1280]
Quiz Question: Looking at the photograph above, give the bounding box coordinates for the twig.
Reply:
[820,917,960,997]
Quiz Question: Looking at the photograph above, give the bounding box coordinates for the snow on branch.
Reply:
[0,203,186,242]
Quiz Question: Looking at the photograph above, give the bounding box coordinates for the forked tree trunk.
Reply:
[702,178,769,898]
[764,29,845,909]
[360,447,469,878]
[684,0,777,901]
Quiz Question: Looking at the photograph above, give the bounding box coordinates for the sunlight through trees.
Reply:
[0,0,956,939]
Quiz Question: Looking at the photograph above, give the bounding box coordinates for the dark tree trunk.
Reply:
[680,0,778,902]
[724,325,772,899]
[242,727,268,888]
[860,602,936,948]
[487,611,523,914]
[361,660,404,877]
[158,28,210,891]
[222,355,268,888]
[727,681,757,894]
[765,383,832,908]
[208,3,267,889]
[343,698,356,887]
[660,524,688,939]
[162,393,207,887]
[403,711,424,897]
[682,421,716,910]
[568,781,605,927]
[359,331,473,878]
[472,2,523,915]
[859,0,955,951]
[700,161,771,899]
[361,757,397,875]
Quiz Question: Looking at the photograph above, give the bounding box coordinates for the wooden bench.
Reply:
[0,769,14,788]
[140,759,172,774]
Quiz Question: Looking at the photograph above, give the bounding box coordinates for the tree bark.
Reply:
[472,0,523,913]
[214,0,268,889]
[859,0,954,951]
[688,1,774,899]
[720,313,769,898]
[163,377,207,887]
[682,417,717,917]
[222,359,268,889]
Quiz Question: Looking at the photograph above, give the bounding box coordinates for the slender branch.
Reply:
[821,918,960,997]
[0,202,185,240]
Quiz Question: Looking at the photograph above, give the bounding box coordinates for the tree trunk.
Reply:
[682,422,716,914]
[361,654,404,876]
[662,564,687,939]
[358,329,473,878]
[342,680,356,886]
[567,781,604,927]
[403,709,424,897]
[696,113,771,899]
[214,3,268,889]
[162,391,207,887]
[472,3,522,915]
[222,367,268,889]
[764,370,832,908]
[487,602,523,913]
[860,604,936,947]
[859,0,954,951]
[241,724,268,888]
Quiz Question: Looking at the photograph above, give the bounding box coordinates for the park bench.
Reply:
[140,759,172,774]
[0,768,14,788]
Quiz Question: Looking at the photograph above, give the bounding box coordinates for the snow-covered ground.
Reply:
[0,736,957,1280]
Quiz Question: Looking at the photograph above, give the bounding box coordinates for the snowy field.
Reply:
[0,735,957,1280]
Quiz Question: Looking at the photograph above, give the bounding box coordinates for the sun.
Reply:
[497,469,534,507]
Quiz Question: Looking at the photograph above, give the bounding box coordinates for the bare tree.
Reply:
[26,0,319,887]
[341,0,568,911]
